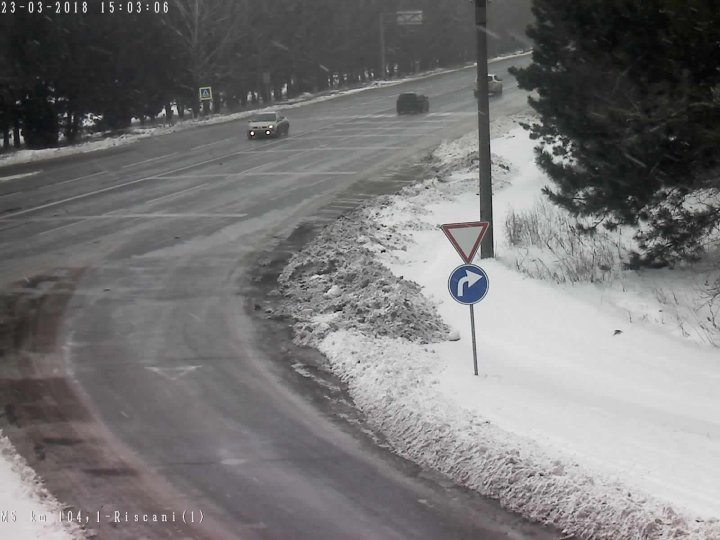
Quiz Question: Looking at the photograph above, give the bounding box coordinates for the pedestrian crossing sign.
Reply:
[199,87,213,101]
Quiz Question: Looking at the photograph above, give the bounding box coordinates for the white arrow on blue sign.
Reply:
[448,264,489,305]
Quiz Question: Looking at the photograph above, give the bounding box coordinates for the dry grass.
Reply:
[504,199,625,283]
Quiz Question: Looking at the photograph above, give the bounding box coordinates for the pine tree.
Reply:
[511,0,720,266]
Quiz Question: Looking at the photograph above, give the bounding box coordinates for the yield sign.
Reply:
[440,221,490,263]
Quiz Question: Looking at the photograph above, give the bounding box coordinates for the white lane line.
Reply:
[121,152,180,169]
[1,109,407,219]
[191,141,226,150]
[148,171,358,180]
[232,171,358,176]
[34,218,92,238]
[227,146,408,153]
[0,170,106,200]
[53,170,106,187]
[428,112,477,117]
[1,149,253,219]
[145,365,201,381]
[3,213,249,222]
[334,126,430,131]
[303,134,419,140]
[25,212,248,237]
[143,182,211,205]
[2,176,165,218]
[0,170,42,183]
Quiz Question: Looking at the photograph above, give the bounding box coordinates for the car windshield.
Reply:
[251,113,277,121]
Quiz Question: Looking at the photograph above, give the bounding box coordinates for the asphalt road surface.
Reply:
[0,56,559,539]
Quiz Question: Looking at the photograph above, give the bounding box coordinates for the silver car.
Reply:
[247,111,289,139]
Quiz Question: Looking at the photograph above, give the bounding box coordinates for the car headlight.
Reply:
[250,130,255,135]
[268,124,274,129]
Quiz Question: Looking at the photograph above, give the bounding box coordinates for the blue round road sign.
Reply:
[448,264,489,305]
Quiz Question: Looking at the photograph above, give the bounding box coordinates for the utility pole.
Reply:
[475,0,494,258]
[379,12,387,79]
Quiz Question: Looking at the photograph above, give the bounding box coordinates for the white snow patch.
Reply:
[278,118,720,539]
[0,431,82,539]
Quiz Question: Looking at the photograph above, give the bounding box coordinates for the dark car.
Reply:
[247,111,289,139]
[396,93,430,114]
[474,74,503,97]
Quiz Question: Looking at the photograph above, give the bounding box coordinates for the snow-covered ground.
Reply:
[278,120,720,539]
[0,433,81,539]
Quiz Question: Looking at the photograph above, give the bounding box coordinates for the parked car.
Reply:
[396,93,430,114]
[474,74,503,97]
[247,111,289,139]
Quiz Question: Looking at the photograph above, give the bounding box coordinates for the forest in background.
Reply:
[0,0,533,149]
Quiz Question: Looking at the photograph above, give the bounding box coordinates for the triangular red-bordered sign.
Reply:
[440,221,490,263]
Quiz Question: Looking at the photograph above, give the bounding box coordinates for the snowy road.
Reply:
[0,57,557,539]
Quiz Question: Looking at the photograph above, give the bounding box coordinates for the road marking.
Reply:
[121,152,180,168]
[34,218,93,237]
[0,149,255,219]
[1,213,234,239]
[0,170,107,198]
[0,170,41,183]
[303,133,418,140]
[428,112,477,117]
[228,146,408,153]
[55,170,106,185]
[191,140,226,150]
[145,365,201,381]
[143,182,210,205]
[2,213,249,222]
[220,458,247,466]
[149,171,358,180]
[334,126,431,131]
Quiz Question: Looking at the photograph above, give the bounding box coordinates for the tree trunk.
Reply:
[64,110,73,141]
[13,116,20,148]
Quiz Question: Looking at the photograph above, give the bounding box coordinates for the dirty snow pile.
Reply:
[277,120,720,539]
[277,201,451,346]
[0,432,81,539]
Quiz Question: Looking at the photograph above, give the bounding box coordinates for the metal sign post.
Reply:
[448,263,489,376]
[441,221,491,375]
[469,304,479,376]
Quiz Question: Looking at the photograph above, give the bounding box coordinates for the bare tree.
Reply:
[164,0,248,115]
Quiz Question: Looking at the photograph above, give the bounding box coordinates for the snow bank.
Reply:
[277,120,720,539]
[0,431,82,539]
